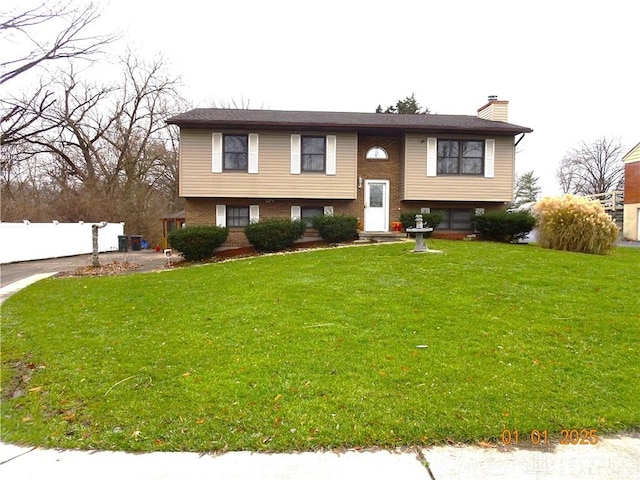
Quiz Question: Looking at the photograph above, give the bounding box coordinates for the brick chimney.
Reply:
[477,95,509,122]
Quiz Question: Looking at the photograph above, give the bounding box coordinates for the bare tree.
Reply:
[555,137,625,195]
[0,1,117,145]
[207,97,261,109]
[0,1,116,84]
[1,82,59,145]
[2,52,184,243]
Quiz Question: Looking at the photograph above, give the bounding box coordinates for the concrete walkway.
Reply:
[1,435,639,479]
[1,249,639,479]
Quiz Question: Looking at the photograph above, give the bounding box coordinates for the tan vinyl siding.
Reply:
[403,134,514,202]
[623,143,640,164]
[179,129,357,199]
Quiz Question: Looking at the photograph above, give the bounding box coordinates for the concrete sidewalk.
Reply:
[1,435,639,479]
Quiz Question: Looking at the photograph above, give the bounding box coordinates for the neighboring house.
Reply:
[622,142,640,241]
[167,97,532,247]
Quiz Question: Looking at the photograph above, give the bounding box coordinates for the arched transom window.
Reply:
[365,146,389,160]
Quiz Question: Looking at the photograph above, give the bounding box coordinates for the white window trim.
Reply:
[426,137,437,177]
[212,133,223,173]
[216,204,226,227]
[248,134,259,174]
[291,205,301,220]
[291,134,301,174]
[484,139,495,178]
[249,205,260,223]
[326,135,336,175]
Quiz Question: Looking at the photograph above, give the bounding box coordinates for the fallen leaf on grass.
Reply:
[479,440,496,448]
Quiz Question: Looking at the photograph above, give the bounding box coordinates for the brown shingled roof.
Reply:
[167,108,533,135]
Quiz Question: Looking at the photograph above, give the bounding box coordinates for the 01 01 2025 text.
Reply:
[501,429,599,446]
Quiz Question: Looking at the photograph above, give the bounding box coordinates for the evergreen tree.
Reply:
[378,93,429,114]
[513,170,541,207]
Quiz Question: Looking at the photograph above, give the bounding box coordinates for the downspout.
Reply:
[515,133,526,147]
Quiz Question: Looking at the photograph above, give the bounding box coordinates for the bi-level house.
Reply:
[167,97,532,247]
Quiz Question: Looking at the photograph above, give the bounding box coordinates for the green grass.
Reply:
[1,240,639,452]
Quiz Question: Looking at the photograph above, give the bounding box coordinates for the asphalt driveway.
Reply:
[0,250,170,289]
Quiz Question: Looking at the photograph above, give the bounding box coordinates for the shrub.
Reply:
[168,226,229,261]
[533,195,619,254]
[312,215,358,243]
[244,218,306,252]
[400,211,443,230]
[471,210,537,243]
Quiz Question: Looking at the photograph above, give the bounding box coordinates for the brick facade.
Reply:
[625,161,640,204]
[185,197,357,247]
[357,135,404,224]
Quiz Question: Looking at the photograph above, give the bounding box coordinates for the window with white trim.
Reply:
[437,140,484,175]
[291,135,336,175]
[224,135,248,170]
[365,146,388,160]
[227,206,250,227]
[301,136,326,172]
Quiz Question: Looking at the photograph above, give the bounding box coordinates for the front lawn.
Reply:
[1,240,638,452]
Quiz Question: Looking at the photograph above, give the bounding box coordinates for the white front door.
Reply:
[364,180,389,232]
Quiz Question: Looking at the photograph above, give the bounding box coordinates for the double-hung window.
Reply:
[301,206,324,227]
[226,206,250,227]
[224,135,248,171]
[437,140,484,175]
[436,209,473,230]
[301,136,326,172]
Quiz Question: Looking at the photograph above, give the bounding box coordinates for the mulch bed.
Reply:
[56,240,332,278]
[56,261,142,278]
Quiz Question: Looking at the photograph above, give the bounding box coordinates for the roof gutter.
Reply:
[167,120,531,136]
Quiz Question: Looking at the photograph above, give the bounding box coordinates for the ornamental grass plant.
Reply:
[533,195,619,254]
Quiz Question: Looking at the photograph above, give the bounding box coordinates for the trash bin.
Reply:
[118,235,129,252]
[130,235,143,251]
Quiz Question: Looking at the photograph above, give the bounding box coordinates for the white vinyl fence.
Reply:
[0,222,125,264]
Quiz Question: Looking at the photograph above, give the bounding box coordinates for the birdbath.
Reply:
[405,214,433,253]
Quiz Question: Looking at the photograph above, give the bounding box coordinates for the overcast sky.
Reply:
[3,0,639,195]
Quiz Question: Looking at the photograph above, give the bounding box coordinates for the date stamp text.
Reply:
[501,429,599,446]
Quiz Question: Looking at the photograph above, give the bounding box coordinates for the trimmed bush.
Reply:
[400,211,443,230]
[312,215,358,243]
[168,226,229,261]
[533,195,619,254]
[244,218,306,252]
[471,210,537,243]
